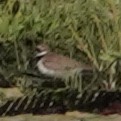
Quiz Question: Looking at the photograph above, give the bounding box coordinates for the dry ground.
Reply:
[0,112,121,121]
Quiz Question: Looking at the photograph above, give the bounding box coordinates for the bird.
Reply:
[34,44,93,80]
[34,44,94,92]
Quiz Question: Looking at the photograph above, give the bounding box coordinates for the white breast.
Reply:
[37,59,82,79]
[37,60,55,76]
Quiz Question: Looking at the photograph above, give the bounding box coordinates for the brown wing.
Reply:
[42,53,88,71]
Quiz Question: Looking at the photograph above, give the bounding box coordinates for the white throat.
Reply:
[36,51,48,57]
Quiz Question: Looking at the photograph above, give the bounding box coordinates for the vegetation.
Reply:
[0,0,121,91]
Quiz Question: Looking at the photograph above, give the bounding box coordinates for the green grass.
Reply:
[0,0,121,90]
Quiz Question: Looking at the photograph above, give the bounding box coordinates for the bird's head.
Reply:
[31,44,50,69]
[35,44,50,58]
